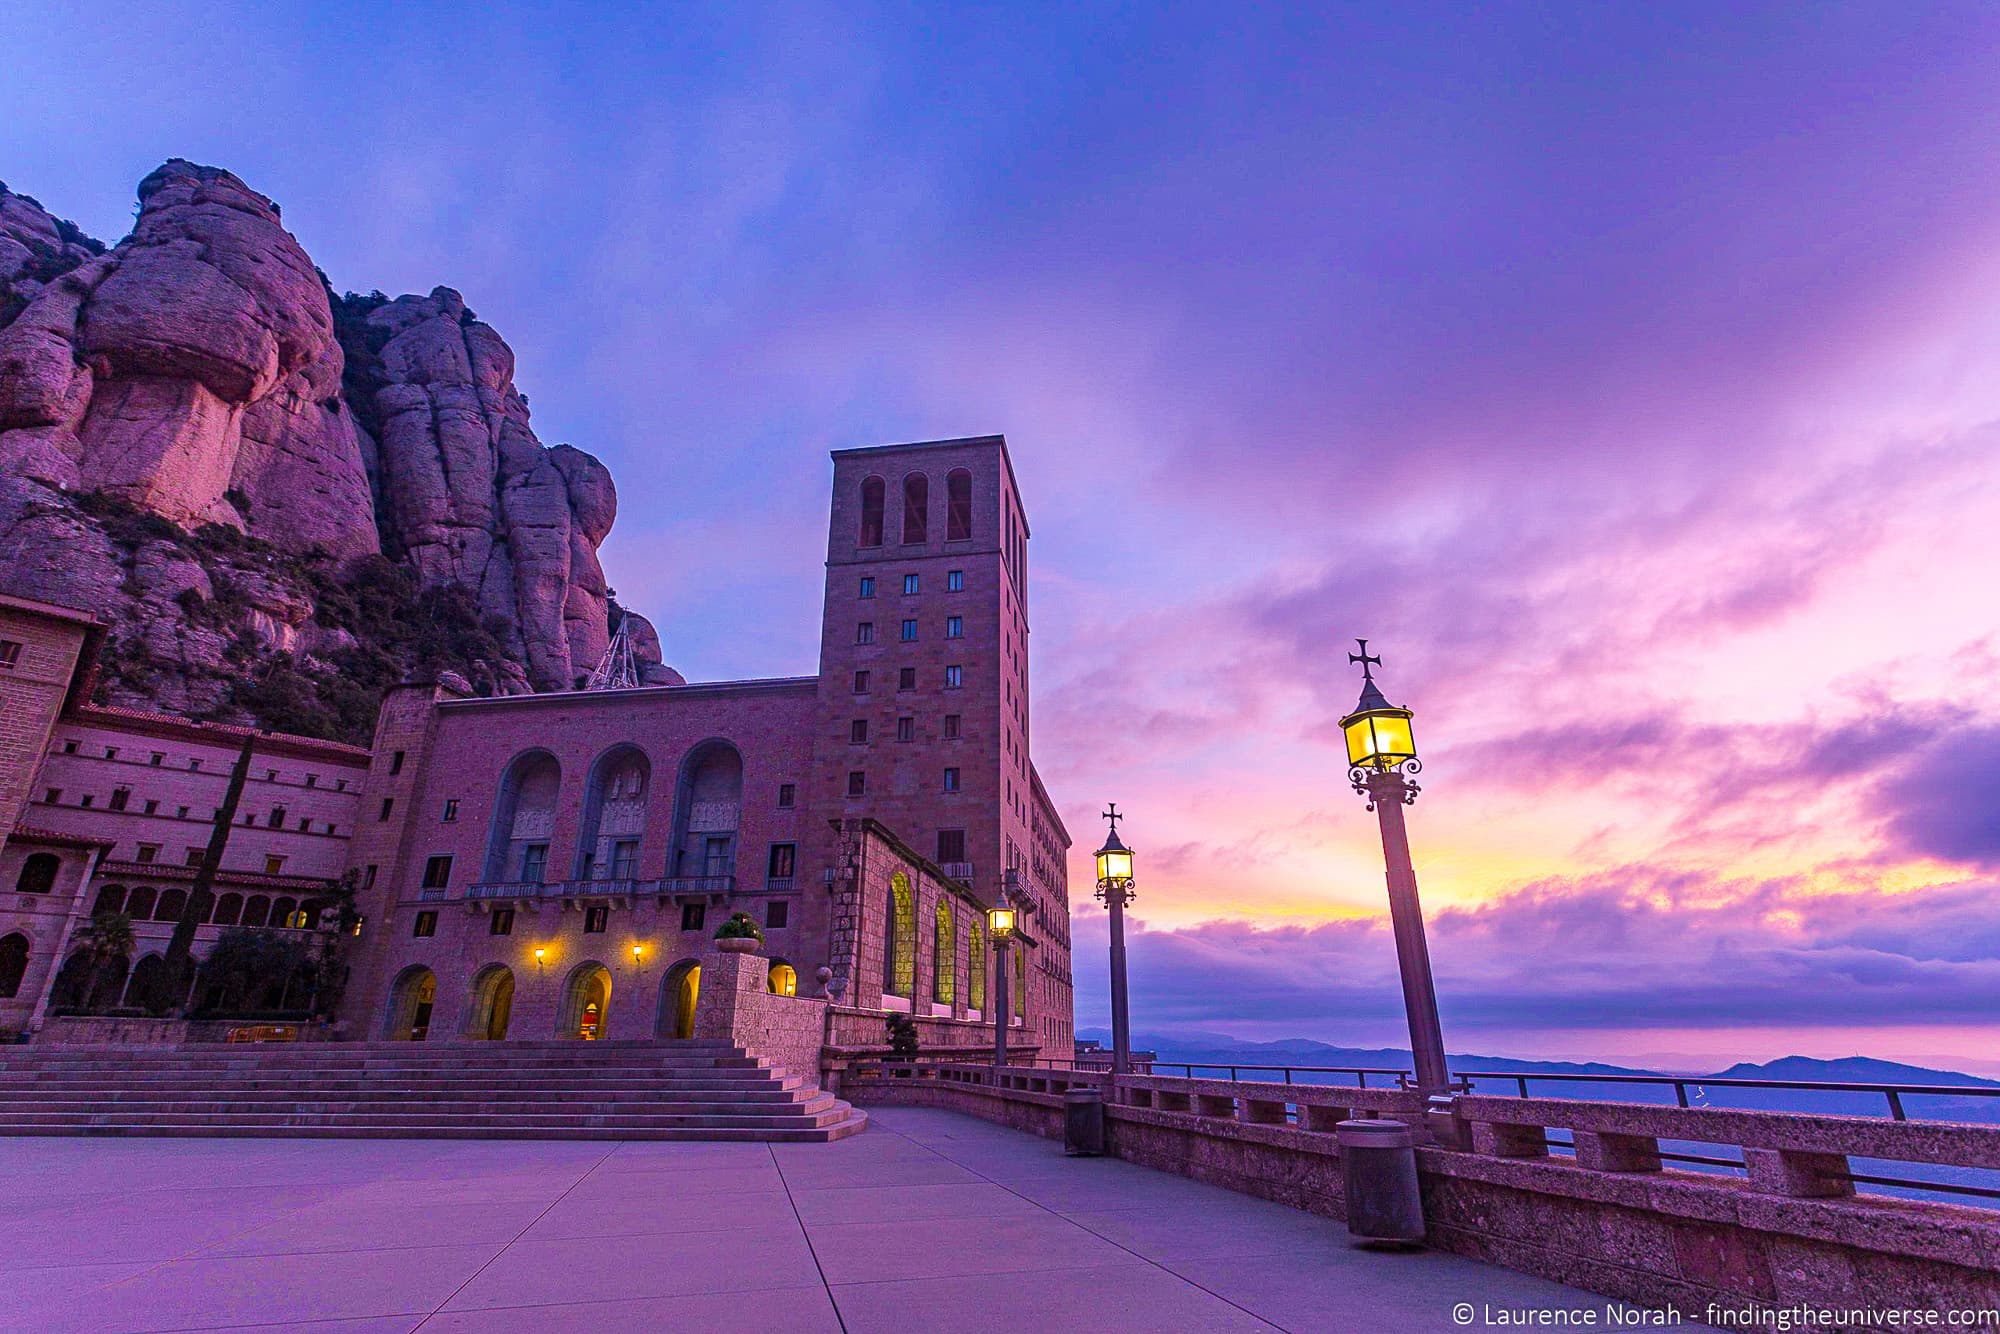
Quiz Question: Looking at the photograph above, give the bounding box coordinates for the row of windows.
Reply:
[420,841,804,894]
[844,768,963,797]
[37,786,339,837]
[53,739,354,790]
[859,570,966,598]
[90,883,320,930]
[848,715,964,744]
[413,896,791,940]
[858,469,975,547]
[854,616,965,643]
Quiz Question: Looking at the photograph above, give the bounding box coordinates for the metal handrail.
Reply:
[1454,1068,2000,1122]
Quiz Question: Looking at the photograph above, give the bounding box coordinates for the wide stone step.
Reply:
[0,1111,869,1143]
[0,1106,850,1130]
[2,1071,796,1089]
[0,1056,768,1072]
[0,1090,823,1111]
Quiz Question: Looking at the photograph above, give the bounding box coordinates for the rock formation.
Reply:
[0,162,663,739]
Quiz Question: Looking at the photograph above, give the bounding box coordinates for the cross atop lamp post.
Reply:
[1339,641,1452,1097]
[1095,805,1137,1077]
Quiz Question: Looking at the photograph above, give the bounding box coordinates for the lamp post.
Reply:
[987,874,1018,1068]
[1338,640,1452,1098]
[1094,805,1137,1076]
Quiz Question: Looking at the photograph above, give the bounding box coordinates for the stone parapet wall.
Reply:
[729,988,828,1091]
[35,1015,337,1044]
[848,1064,2000,1317]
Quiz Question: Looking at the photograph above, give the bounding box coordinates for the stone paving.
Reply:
[1,1106,1712,1332]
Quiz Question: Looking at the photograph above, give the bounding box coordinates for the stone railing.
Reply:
[846,1065,2000,1316]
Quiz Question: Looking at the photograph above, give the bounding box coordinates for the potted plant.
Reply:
[714,912,763,954]
[884,1012,920,1064]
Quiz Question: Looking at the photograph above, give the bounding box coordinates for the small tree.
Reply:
[885,1011,920,1061]
[73,911,135,1011]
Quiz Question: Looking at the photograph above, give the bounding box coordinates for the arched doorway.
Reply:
[466,965,515,1040]
[0,933,28,999]
[659,959,701,1039]
[557,962,612,1040]
[125,954,172,1013]
[384,966,438,1040]
[767,960,797,997]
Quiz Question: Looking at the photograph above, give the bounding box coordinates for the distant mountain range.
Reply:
[1075,1029,2000,1096]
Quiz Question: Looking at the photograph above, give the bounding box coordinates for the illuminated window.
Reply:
[933,899,955,1004]
[885,872,915,997]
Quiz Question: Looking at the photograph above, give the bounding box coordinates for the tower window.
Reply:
[946,468,973,541]
[944,768,961,792]
[943,714,961,739]
[847,770,866,797]
[856,622,875,645]
[584,904,609,933]
[903,573,920,595]
[938,829,967,863]
[853,670,870,694]
[944,665,963,689]
[765,899,789,929]
[413,910,437,938]
[902,473,929,543]
[850,719,869,744]
[490,908,515,936]
[898,667,916,690]
[389,751,405,775]
[442,799,459,822]
[948,569,964,591]
[421,855,453,889]
[778,783,796,808]
[897,716,915,743]
[681,902,707,931]
[0,639,20,670]
[859,576,875,598]
[946,616,963,639]
[859,476,885,546]
[900,619,918,642]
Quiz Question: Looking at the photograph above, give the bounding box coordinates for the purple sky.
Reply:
[9,3,2000,1071]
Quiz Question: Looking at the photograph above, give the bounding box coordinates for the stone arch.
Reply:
[557,960,612,1040]
[49,951,92,1010]
[668,740,743,882]
[967,919,986,1012]
[573,744,651,881]
[125,954,172,1011]
[86,951,130,1012]
[124,885,157,921]
[0,933,28,999]
[241,894,270,928]
[883,872,915,998]
[153,888,187,923]
[858,475,885,547]
[659,958,701,1039]
[92,883,127,915]
[271,896,301,928]
[767,959,797,997]
[946,467,973,541]
[213,892,242,926]
[383,965,438,1040]
[483,748,563,884]
[902,471,929,543]
[15,853,58,895]
[464,964,515,1041]
[932,899,956,1005]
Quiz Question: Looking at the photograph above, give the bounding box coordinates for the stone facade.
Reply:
[0,437,1074,1075]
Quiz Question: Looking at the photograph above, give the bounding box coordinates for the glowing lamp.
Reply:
[1338,642,1417,771]
[632,945,643,963]
[534,947,546,962]
[1094,823,1134,889]
[987,877,1017,944]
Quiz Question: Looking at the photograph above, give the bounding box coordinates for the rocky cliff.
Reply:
[0,160,669,742]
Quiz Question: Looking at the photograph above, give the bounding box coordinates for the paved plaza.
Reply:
[2,1107,1703,1332]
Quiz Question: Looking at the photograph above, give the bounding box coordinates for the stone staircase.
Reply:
[0,1040,868,1141]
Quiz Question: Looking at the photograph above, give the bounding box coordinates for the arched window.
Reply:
[213,893,242,926]
[767,960,797,997]
[241,895,270,928]
[1012,946,1025,1021]
[0,933,28,999]
[124,886,157,921]
[967,920,986,1012]
[93,883,127,916]
[300,900,325,930]
[858,476,885,547]
[483,750,562,884]
[946,469,973,541]
[15,853,58,894]
[932,900,955,1005]
[575,745,651,881]
[271,897,299,929]
[153,888,187,922]
[669,741,741,881]
[884,872,915,998]
[902,473,929,544]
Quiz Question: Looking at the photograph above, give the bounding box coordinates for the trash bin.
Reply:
[1336,1118,1425,1247]
[1064,1086,1105,1156]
